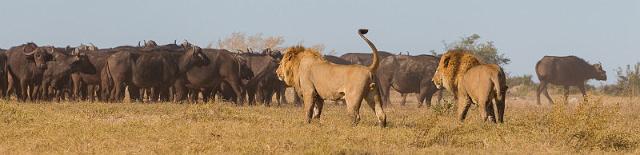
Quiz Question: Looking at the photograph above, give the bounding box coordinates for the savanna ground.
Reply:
[1,90,639,154]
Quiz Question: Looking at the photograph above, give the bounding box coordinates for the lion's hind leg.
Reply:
[345,91,365,126]
[364,90,387,128]
[486,99,497,123]
[475,95,492,123]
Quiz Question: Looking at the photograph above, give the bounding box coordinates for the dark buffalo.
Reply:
[377,54,442,107]
[255,70,287,105]
[240,52,280,105]
[535,56,607,104]
[104,45,209,102]
[0,51,7,98]
[5,43,53,101]
[339,51,393,65]
[41,49,97,101]
[71,48,117,101]
[241,51,289,106]
[183,49,252,104]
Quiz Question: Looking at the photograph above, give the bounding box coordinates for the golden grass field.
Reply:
[0,91,639,154]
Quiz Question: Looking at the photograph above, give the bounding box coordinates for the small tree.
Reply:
[507,74,535,87]
[216,32,285,52]
[615,63,640,96]
[443,34,510,65]
[506,74,536,96]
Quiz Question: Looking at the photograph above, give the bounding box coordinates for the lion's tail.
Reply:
[358,29,380,72]
[492,67,508,101]
[491,66,508,123]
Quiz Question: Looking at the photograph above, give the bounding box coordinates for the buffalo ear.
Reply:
[593,63,602,69]
[23,45,37,55]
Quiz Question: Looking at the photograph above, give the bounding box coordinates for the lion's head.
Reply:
[276,46,325,88]
[432,49,483,94]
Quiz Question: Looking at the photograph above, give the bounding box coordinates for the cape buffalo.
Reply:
[104,45,209,102]
[40,49,97,101]
[240,52,285,105]
[182,49,252,104]
[339,51,393,65]
[71,48,118,101]
[0,51,7,98]
[536,56,607,104]
[240,53,278,105]
[5,43,53,101]
[377,54,442,107]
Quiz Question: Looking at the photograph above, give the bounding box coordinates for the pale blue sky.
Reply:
[1,0,638,84]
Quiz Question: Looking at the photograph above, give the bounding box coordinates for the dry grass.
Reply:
[0,92,639,154]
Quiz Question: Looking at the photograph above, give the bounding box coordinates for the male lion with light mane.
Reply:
[432,50,507,123]
[276,29,386,127]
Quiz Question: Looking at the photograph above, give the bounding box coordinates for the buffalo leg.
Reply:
[159,87,170,102]
[537,82,553,104]
[264,88,275,106]
[129,86,142,102]
[192,89,200,103]
[173,79,187,102]
[400,93,407,106]
[16,80,29,102]
[536,82,545,105]
[149,87,159,102]
[578,84,588,103]
[71,77,81,101]
[276,86,287,106]
[226,79,244,105]
[563,86,570,104]
[28,84,37,101]
[112,80,128,102]
[378,79,392,106]
[246,87,256,105]
[201,88,212,103]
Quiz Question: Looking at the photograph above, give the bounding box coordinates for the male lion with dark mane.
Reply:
[432,50,507,123]
[276,29,386,127]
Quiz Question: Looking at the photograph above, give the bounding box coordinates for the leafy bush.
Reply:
[507,74,536,97]
[443,34,510,65]
[602,63,640,96]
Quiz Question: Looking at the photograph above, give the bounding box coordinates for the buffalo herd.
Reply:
[0,41,606,107]
[0,41,263,104]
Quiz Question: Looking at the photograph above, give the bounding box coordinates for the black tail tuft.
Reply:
[358,29,369,35]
